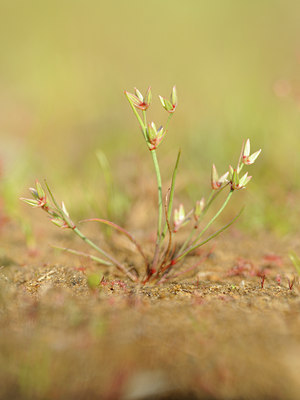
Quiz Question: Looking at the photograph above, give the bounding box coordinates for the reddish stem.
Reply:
[80,218,149,270]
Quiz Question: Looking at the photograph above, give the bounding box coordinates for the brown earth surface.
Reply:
[1,221,300,400]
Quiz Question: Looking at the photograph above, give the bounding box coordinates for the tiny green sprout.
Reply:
[87,273,102,289]
[22,87,262,284]
[159,86,177,113]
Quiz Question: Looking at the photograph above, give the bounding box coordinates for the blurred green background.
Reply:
[1,0,300,238]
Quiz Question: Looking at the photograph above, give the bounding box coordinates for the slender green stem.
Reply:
[157,189,173,274]
[45,180,138,282]
[174,205,242,263]
[192,189,233,245]
[175,189,234,262]
[125,96,165,268]
[177,228,196,256]
[150,149,163,272]
[151,150,163,239]
[177,185,228,255]
[203,185,229,220]
[52,245,113,266]
[80,218,149,269]
[143,109,163,252]
[165,113,173,131]
[73,227,138,282]
[143,110,147,129]
[205,190,215,209]
[161,149,181,242]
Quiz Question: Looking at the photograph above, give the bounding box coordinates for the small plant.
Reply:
[21,86,261,284]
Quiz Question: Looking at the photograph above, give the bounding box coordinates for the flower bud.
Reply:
[50,217,68,228]
[174,204,185,232]
[239,172,252,188]
[146,122,166,150]
[144,86,152,107]
[171,86,177,108]
[242,139,261,165]
[20,198,40,207]
[211,164,229,190]
[230,170,252,190]
[124,87,152,111]
[36,180,46,199]
[29,188,39,199]
[61,201,70,218]
[159,85,177,113]
[194,198,205,221]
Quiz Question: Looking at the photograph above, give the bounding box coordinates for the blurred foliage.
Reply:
[1,0,300,234]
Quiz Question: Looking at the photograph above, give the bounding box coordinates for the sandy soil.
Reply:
[1,221,300,400]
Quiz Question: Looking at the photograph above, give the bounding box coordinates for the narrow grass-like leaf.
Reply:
[44,180,64,217]
[161,148,181,241]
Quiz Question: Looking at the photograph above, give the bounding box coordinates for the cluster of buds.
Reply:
[21,181,75,229]
[230,139,261,190]
[125,86,178,151]
[211,139,261,192]
[124,87,152,111]
[159,86,177,113]
[211,164,229,190]
[21,180,50,210]
[146,122,166,150]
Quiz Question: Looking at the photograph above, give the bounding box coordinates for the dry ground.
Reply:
[1,221,300,400]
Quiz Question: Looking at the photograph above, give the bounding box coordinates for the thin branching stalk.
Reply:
[165,113,173,131]
[80,218,149,270]
[52,245,113,265]
[45,180,138,282]
[71,227,138,282]
[151,151,163,238]
[172,206,243,264]
[178,184,229,255]
[189,189,234,248]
